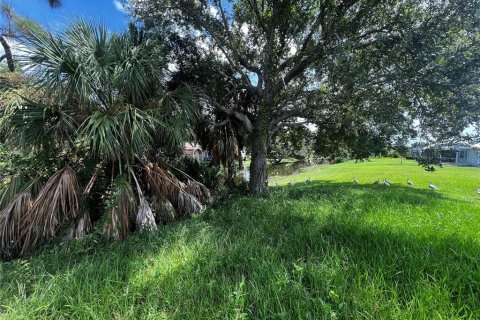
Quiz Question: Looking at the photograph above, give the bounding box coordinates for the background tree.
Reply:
[0,3,15,71]
[162,32,250,187]
[130,0,480,193]
[269,126,313,164]
[0,0,63,75]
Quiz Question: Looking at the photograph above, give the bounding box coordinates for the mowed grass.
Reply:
[1,158,480,319]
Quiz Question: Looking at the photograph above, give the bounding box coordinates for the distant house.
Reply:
[183,143,211,161]
[412,143,458,163]
[183,143,203,160]
[409,146,424,158]
[455,143,480,167]
[409,142,480,166]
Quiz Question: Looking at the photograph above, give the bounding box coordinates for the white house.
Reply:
[455,143,480,166]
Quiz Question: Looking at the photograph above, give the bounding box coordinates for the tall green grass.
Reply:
[1,158,479,319]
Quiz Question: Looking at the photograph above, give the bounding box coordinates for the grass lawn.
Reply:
[1,158,480,319]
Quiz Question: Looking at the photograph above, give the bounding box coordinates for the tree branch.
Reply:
[201,94,253,133]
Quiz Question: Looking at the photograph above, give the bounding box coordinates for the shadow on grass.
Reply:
[1,181,480,318]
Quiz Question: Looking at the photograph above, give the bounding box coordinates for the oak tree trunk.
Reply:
[249,123,268,194]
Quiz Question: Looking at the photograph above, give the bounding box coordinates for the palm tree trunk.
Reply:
[0,36,14,72]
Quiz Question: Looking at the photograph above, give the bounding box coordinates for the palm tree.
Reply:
[0,21,209,259]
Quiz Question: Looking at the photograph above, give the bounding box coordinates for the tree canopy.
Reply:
[129,0,480,193]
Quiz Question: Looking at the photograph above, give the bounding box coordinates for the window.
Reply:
[459,150,466,159]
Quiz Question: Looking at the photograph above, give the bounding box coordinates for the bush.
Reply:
[386,149,400,158]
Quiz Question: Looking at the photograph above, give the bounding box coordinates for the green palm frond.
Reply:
[0,98,76,150]
[112,38,162,105]
[17,26,78,102]
[77,111,123,162]
[153,85,198,149]
[18,19,168,110]
[78,106,159,163]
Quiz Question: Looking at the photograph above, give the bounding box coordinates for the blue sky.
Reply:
[12,0,129,31]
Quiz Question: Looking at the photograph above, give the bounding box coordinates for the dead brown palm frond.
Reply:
[176,189,203,217]
[184,179,212,204]
[83,161,106,196]
[102,206,130,241]
[130,168,156,232]
[169,166,212,205]
[102,176,136,241]
[20,165,80,255]
[208,123,239,167]
[65,161,106,239]
[145,162,204,218]
[64,212,92,240]
[0,191,32,259]
[151,195,176,225]
[145,163,183,204]
[136,197,157,232]
[63,161,105,240]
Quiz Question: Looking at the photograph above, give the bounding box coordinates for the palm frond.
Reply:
[1,98,76,150]
[0,191,32,259]
[0,174,32,210]
[145,163,182,202]
[136,197,157,232]
[130,168,156,232]
[77,111,123,161]
[152,85,198,150]
[64,212,92,240]
[176,189,203,217]
[145,163,203,218]
[151,195,176,224]
[20,165,80,255]
[17,24,78,103]
[184,179,212,204]
[78,107,159,163]
[112,36,162,105]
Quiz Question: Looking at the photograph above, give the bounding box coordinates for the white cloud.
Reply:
[113,0,128,14]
